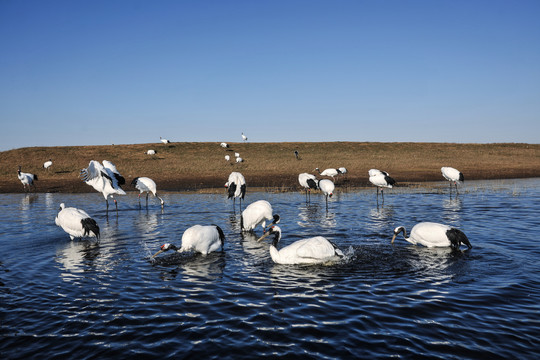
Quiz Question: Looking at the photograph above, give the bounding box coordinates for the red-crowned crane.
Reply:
[43,159,53,171]
[298,173,318,201]
[160,136,170,144]
[55,203,100,241]
[318,179,335,210]
[368,169,396,203]
[152,225,225,257]
[241,200,280,234]
[80,160,126,213]
[392,222,472,250]
[131,177,164,208]
[441,167,464,194]
[315,167,342,179]
[257,225,343,265]
[226,172,246,207]
[17,166,38,192]
[241,132,248,142]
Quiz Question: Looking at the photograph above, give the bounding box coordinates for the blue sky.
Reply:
[1,0,539,151]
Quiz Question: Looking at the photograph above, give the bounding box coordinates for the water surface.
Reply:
[1,179,539,359]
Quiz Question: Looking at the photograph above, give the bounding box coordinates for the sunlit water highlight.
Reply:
[1,179,539,359]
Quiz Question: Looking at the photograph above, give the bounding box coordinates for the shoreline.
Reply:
[2,141,539,194]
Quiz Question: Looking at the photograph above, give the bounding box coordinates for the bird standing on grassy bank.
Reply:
[242,132,248,142]
[152,225,225,257]
[80,160,126,213]
[160,137,170,144]
[257,225,343,265]
[131,177,164,208]
[55,203,100,241]
[391,222,472,250]
[17,166,38,192]
[315,167,342,179]
[441,167,464,194]
[43,159,53,170]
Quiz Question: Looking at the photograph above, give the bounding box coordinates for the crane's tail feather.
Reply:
[81,218,100,239]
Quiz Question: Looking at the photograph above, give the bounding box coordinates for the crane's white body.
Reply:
[338,167,347,175]
[392,222,471,249]
[179,225,224,255]
[220,142,229,148]
[132,177,164,206]
[318,179,335,197]
[441,167,463,183]
[17,167,37,190]
[55,203,99,240]
[80,160,126,209]
[235,152,240,158]
[260,226,343,265]
[316,168,341,178]
[146,150,156,155]
[298,173,317,190]
[43,159,53,170]
[236,157,243,163]
[369,172,393,188]
[225,155,230,161]
[153,225,225,257]
[227,172,246,199]
[242,200,276,232]
[242,133,248,141]
[160,137,170,144]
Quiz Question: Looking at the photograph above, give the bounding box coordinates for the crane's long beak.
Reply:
[258,232,270,242]
[152,249,165,258]
[391,234,397,244]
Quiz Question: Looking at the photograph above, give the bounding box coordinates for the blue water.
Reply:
[1,179,539,359]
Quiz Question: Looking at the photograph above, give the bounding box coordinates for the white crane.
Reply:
[80,160,126,212]
[131,177,164,208]
[152,225,225,257]
[160,136,170,144]
[220,142,229,148]
[236,157,244,163]
[43,159,53,171]
[146,150,156,155]
[318,179,335,209]
[55,203,100,240]
[315,167,342,179]
[241,200,280,233]
[338,167,347,176]
[226,171,246,206]
[225,155,230,161]
[235,152,240,158]
[441,167,464,194]
[241,132,248,142]
[17,166,38,192]
[258,225,343,265]
[392,222,472,250]
[369,168,396,202]
[298,173,318,201]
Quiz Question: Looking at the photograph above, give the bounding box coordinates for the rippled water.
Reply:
[1,179,539,359]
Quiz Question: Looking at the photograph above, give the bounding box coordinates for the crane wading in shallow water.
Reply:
[55,203,100,241]
[441,167,464,194]
[258,225,344,265]
[131,177,164,208]
[152,225,225,257]
[226,172,246,208]
[241,200,280,234]
[80,160,126,213]
[392,222,472,250]
[368,169,396,203]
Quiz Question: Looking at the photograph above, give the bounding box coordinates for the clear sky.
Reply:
[1,0,539,151]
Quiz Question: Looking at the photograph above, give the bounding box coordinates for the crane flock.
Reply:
[16,141,473,265]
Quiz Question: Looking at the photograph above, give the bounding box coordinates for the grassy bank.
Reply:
[1,142,539,193]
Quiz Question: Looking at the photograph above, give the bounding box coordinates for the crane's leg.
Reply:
[455,182,459,195]
[114,198,118,213]
[146,192,149,207]
[138,193,141,208]
[381,189,385,203]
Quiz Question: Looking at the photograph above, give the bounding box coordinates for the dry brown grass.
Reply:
[1,142,539,193]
